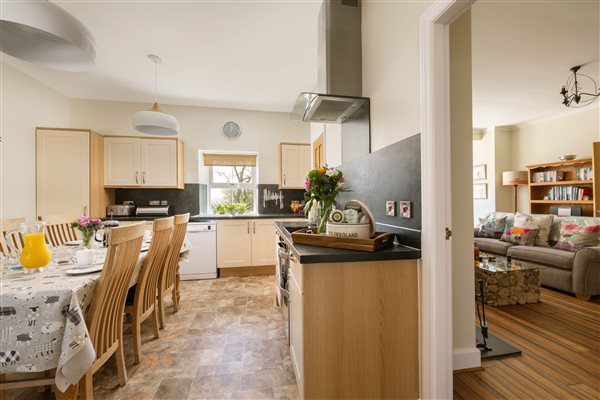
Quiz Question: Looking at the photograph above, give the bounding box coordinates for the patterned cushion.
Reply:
[553,222,600,252]
[500,227,540,246]
[476,216,507,239]
[514,212,553,247]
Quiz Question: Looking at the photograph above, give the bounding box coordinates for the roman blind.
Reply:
[202,153,257,167]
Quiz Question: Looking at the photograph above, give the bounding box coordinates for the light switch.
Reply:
[386,201,396,216]
[400,201,411,218]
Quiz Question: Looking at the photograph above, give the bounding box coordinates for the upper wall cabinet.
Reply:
[37,128,112,217]
[104,137,184,189]
[279,143,311,189]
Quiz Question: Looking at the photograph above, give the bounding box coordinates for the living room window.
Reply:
[202,152,258,215]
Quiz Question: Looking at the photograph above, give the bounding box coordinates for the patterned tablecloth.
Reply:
[0,249,146,391]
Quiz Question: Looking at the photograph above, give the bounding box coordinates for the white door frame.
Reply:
[420,1,475,399]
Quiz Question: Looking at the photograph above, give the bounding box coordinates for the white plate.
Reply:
[66,264,103,275]
[64,240,82,246]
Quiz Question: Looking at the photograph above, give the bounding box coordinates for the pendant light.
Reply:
[0,0,96,71]
[132,54,179,136]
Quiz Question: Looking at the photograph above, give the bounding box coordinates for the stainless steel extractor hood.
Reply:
[291,92,368,123]
[291,0,367,124]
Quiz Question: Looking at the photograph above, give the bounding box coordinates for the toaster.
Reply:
[106,204,136,217]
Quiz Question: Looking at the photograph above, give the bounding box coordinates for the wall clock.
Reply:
[222,121,241,140]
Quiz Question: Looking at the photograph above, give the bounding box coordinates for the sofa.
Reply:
[474,212,600,300]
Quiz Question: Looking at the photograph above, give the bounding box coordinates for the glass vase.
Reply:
[316,201,333,234]
[81,230,94,249]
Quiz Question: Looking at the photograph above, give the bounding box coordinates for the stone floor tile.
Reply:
[223,342,245,363]
[188,373,242,398]
[272,385,299,400]
[153,377,194,400]
[231,388,274,400]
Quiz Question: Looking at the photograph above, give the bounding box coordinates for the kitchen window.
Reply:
[202,152,258,214]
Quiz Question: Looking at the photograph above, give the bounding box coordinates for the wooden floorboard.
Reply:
[454,288,600,399]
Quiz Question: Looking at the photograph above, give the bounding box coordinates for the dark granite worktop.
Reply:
[103,213,306,222]
[275,222,421,264]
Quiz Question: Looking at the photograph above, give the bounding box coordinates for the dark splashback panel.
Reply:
[115,184,200,216]
[337,133,421,249]
[258,184,305,215]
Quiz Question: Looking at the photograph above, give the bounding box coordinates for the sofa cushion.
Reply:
[549,216,600,243]
[508,246,576,270]
[476,216,507,239]
[475,237,515,256]
[553,221,600,252]
[514,212,553,247]
[501,227,539,246]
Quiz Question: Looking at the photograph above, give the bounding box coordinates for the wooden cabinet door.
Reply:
[36,129,90,216]
[141,139,178,187]
[104,137,141,186]
[251,219,279,266]
[280,143,311,189]
[216,220,252,268]
[289,265,304,397]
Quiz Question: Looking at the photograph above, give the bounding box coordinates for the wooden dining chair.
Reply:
[78,223,145,400]
[158,213,189,329]
[39,215,79,247]
[0,218,26,255]
[124,217,173,364]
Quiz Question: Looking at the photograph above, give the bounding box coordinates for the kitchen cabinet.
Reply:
[279,143,310,189]
[288,255,304,398]
[36,128,113,217]
[104,137,184,188]
[216,218,281,268]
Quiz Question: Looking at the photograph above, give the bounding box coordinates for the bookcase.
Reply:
[527,157,595,216]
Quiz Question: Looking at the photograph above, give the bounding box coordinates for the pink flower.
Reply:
[304,179,311,190]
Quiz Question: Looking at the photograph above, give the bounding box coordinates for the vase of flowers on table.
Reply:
[303,166,349,234]
[72,216,103,249]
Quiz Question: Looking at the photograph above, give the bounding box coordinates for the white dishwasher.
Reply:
[180,221,217,280]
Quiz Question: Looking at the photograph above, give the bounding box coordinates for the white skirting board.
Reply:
[453,347,481,370]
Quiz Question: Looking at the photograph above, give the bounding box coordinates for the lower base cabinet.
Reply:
[217,219,281,268]
[288,257,420,399]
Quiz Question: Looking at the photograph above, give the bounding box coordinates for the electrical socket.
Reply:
[149,200,160,206]
[160,200,168,206]
[386,201,396,216]
[400,201,411,218]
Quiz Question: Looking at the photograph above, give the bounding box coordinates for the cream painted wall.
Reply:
[473,128,496,222]
[450,10,477,357]
[362,0,433,151]
[70,99,310,184]
[1,62,71,219]
[511,107,599,212]
[309,122,342,168]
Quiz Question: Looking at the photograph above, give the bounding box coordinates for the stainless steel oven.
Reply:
[275,232,290,344]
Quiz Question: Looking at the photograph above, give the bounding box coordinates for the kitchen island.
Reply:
[275,222,421,399]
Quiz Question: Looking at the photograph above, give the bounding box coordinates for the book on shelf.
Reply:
[576,167,593,181]
[532,170,565,183]
[545,186,591,201]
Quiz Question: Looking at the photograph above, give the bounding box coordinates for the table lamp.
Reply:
[502,171,528,212]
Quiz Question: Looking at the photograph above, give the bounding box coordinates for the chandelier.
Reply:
[560,65,600,108]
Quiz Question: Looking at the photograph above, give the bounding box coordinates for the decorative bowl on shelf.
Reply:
[559,155,577,161]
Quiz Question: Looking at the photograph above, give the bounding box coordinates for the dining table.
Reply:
[0,235,191,397]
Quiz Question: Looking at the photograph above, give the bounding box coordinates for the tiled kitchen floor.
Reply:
[8,276,298,400]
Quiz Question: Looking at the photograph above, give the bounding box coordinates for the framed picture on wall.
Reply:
[473,164,487,181]
[473,183,488,199]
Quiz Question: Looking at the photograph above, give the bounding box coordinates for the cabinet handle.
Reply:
[83,206,88,216]
[142,171,146,184]
[283,174,286,185]
[253,221,256,234]
[247,222,250,234]
[136,171,139,184]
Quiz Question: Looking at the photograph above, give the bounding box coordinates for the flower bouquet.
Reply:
[71,216,102,249]
[303,166,349,234]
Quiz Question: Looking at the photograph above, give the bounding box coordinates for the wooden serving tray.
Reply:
[291,229,395,252]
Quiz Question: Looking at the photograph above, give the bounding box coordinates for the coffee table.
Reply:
[475,253,547,307]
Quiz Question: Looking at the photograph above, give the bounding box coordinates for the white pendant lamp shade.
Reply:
[0,0,97,71]
[132,103,180,136]
[132,54,179,136]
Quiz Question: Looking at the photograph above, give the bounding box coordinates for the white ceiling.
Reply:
[2,1,598,126]
[472,0,599,128]
[1,0,321,112]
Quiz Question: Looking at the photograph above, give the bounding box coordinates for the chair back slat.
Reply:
[39,215,79,247]
[86,223,144,356]
[160,214,189,294]
[1,218,26,255]
[136,217,173,316]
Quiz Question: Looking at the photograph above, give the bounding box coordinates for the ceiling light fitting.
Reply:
[132,54,180,136]
[0,0,97,71]
[560,65,600,108]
